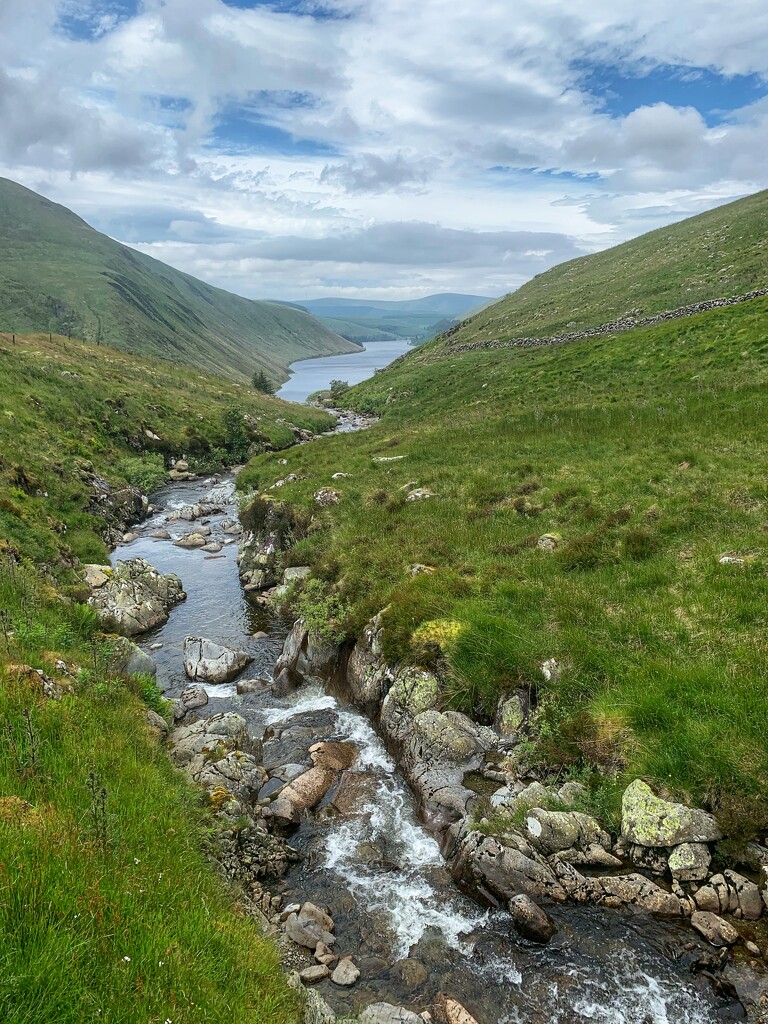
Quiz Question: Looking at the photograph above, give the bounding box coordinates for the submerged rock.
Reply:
[621,780,721,847]
[88,557,185,636]
[183,636,253,684]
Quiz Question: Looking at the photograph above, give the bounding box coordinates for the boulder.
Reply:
[668,842,711,881]
[452,830,566,904]
[84,563,110,588]
[280,766,336,813]
[300,965,330,984]
[523,808,614,866]
[434,995,480,1024]
[168,712,253,771]
[146,709,168,736]
[346,615,396,712]
[690,911,740,946]
[284,903,336,951]
[310,741,357,771]
[236,677,272,695]
[621,780,721,847]
[380,667,440,745]
[283,566,312,584]
[596,873,683,916]
[724,870,764,920]
[331,958,360,986]
[88,558,186,636]
[495,694,526,737]
[508,893,558,943]
[183,637,253,684]
[174,533,208,549]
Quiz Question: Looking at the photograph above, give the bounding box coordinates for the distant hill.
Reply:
[438,189,768,351]
[287,292,495,343]
[0,177,358,382]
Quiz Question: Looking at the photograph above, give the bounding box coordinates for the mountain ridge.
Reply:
[0,177,358,382]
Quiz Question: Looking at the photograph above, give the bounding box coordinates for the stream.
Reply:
[111,474,729,1023]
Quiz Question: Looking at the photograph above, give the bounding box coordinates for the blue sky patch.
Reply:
[210,94,338,156]
[220,0,350,18]
[575,60,768,126]
[57,0,139,41]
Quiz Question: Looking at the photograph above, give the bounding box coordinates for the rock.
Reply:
[409,564,436,576]
[310,741,357,771]
[724,869,763,920]
[540,658,560,682]
[596,873,683,916]
[300,965,330,983]
[668,843,711,881]
[122,532,139,543]
[621,780,721,847]
[167,713,262,806]
[108,635,157,677]
[537,533,562,552]
[88,558,185,636]
[508,893,557,943]
[331,958,360,986]
[84,563,110,588]
[201,542,223,553]
[149,642,163,650]
[236,677,272,695]
[174,459,189,471]
[690,911,740,946]
[495,694,526,737]
[380,668,440,745]
[172,684,209,720]
[174,533,208,549]
[359,1004,422,1024]
[761,865,768,911]
[745,940,761,956]
[405,488,434,501]
[524,808,613,864]
[391,958,428,989]
[183,637,253,684]
[314,487,340,506]
[556,781,588,807]
[284,903,336,950]
[149,529,171,540]
[452,830,567,903]
[626,843,669,876]
[283,566,312,584]
[434,994,480,1024]
[146,709,168,735]
[346,614,396,712]
[280,766,336,813]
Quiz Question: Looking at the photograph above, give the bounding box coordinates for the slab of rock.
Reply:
[434,995,480,1024]
[597,873,683,916]
[174,533,208,549]
[300,965,330,984]
[280,766,336,813]
[359,1004,422,1024]
[452,830,566,903]
[88,558,185,636]
[621,780,721,847]
[331,958,360,986]
[668,842,711,881]
[84,563,110,588]
[691,911,740,946]
[183,636,253,684]
[310,741,357,771]
[508,894,557,943]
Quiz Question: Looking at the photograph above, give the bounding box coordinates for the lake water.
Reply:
[277,338,414,404]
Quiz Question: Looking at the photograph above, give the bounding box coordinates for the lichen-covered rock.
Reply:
[596,873,684,916]
[346,615,395,712]
[380,668,440,745]
[621,780,721,847]
[108,635,157,677]
[452,830,567,904]
[495,694,526,737]
[524,808,613,864]
[168,712,253,775]
[273,620,341,693]
[183,636,253,684]
[668,843,711,881]
[88,558,185,636]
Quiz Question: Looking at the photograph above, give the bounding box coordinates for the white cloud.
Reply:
[0,0,765,299]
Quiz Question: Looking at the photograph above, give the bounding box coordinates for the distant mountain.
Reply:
[0,177,358,382]
[286,292,496,343]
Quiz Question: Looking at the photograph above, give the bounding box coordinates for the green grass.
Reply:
[0,555,301,1024]
[0,176,357,382]
[430,188,768,352]
[238,294,768,826]
[0,330,333,573]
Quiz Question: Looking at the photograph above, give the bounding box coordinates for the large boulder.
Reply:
[183,637,253,684]
[596,873,684,916]
[523,808,617,866]
[273,620,342,693]
[346,614,395,712]
[88,558,185,636]
[621,780,721,847]
[452,829,567,904]
[667,842,711,882]
[380,667,440,746]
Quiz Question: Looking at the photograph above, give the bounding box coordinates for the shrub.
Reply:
[116,454,167,494]
[293,578,351,644]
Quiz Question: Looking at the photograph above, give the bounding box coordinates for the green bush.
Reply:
[116,454,167,494]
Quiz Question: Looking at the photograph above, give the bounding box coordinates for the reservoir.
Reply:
[277,338,414,404]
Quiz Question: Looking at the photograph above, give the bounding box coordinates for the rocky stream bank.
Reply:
[85,450,768,1023]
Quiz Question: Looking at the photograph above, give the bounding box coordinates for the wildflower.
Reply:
[134,857,140,865]
[123,956,131,962]
[158,961,165,967]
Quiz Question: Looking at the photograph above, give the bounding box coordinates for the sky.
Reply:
[0,0,767,302]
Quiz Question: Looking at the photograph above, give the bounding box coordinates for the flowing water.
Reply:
[112,475,730,1023]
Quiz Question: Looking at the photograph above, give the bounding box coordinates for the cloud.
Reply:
[0,0,765,299]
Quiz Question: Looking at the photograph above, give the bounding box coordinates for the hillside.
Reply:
[436,189,768,351]
[0,329,332,572]
[0,178,358,383]
[288,292,494,343]
[239,288,768,829]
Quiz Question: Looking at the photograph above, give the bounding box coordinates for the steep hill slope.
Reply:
[437,189,768,351]
[239,291,768,826]
[0,178,358,382]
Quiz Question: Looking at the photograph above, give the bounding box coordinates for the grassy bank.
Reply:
[0,330,332,572]
[239,295,768,828]
[0,555,300,1024]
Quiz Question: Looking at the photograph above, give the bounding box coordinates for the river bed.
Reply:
[111,475,728,1024]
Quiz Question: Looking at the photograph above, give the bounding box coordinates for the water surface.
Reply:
[278,338,413,404]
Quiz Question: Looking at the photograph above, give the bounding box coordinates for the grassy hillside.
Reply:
[0,330,332,575]
[0,177,358,383]
[239,294,768,830]
[438,189,768,350]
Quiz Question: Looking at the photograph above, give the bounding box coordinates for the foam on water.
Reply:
[261,685,338,727]
[333,708,395,773]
